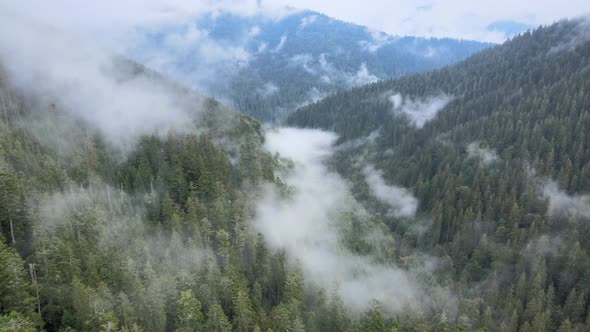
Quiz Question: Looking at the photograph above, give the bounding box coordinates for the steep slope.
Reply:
[288,19,590,331]
[0,16,461,331]
[129,10,492,122]
[0,51,282,330]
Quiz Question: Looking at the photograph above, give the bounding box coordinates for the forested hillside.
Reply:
[130,10,491,122]
[0,56,286,330]
[2,7,590,332]
[288,19,590,331]
[0,33,462,331]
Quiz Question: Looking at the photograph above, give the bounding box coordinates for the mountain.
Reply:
[288,19,590,331]
[128,10,492,122]
[3,8,590,332]
[0,14,463,331]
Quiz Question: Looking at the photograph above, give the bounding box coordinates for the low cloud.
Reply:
[0,12,198,152]
[289,53,316,74]
[467,142,499,165]
[272,34,288,52]
[255,128,435,313]
[299,14,318,30]
[161,24,250,64]
[294,87,327,109]
[290,53,378,88]
[543,181,590,219]
[548,19,590,54]
[128,22,253,96]
[257,81,280,97]
[359,28,392,53]
[345,62,379,86]
[389,93,453,128]
[362,165,418,218]
[248,25,261,37]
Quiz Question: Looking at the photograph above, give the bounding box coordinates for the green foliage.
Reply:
[175,290,203,332]
[0,18,589,332]
[0,312,36,332]
[0,240,34,319]
[289,18,590,332]
[205,303,231,332]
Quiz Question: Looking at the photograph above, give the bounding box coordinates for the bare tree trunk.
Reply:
[8,209,15,245]
[107,186,112,211]
[5,89,13,107]
[0,93,8,125]
[29,264,42,318]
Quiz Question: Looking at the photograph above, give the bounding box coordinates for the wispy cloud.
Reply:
[255,128,443,312]
[299,14,318,29]
[543,181,590,219]
[467,142,499,165]
[359,28,392,53]
[257,81,280,97]
[389,93,453,128]
[272,34,288,52]
[0,11,200,152]
[362,165,418,218]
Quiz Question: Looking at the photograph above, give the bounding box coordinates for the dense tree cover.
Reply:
[288,19,590,331]
[132,10,491,122]
[2,17,588,332]
[0,58,465,331]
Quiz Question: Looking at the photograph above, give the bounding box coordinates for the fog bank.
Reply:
[255,127,427,312]
[0,11,199,152]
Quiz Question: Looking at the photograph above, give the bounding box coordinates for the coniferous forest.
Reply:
[1,4,590,332]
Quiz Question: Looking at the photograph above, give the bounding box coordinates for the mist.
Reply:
[255,127,445,313]
[466,141,499,165]
[389,93,453,128]
[543,181,590,219]
[548,18,590,54]
[362,164,418,218]
[0,11,200,153]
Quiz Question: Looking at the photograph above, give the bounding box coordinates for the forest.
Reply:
[288,19,590,331]
[0,6,589,332]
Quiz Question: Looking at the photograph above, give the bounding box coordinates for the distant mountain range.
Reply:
[128,10,493,122]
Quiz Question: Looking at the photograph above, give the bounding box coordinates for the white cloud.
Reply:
[0,1,299,45]
[359,28,392,52]
[248,25,261,37]
[1,0,588,44]
[0,11,197,152]
[299,14,318,29]
[389,93,453,128]
[257,41,269,53]
[272,34,288,52]
[256,128,429,312]
[467,142,499,165]
[161,24,251,64]
[127,20,254,96]
[548,19,590,54]
[257,82,280,97]
[345,63,379,86]
[362,165,418,218]
[290,54,378,87]
[277,0,590,42]
[423,46,438,58]
[289,53,316,74]
[543,181,590,219]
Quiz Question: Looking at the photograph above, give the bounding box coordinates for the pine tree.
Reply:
[175,290,203,332]
[205,303,231,332]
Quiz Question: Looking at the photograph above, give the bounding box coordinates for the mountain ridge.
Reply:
[129,9,493,122]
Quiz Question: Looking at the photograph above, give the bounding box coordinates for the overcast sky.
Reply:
[1,0,589,42]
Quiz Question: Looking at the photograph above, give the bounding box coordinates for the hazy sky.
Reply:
[276,0,590,42]
[1,0,589,42]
